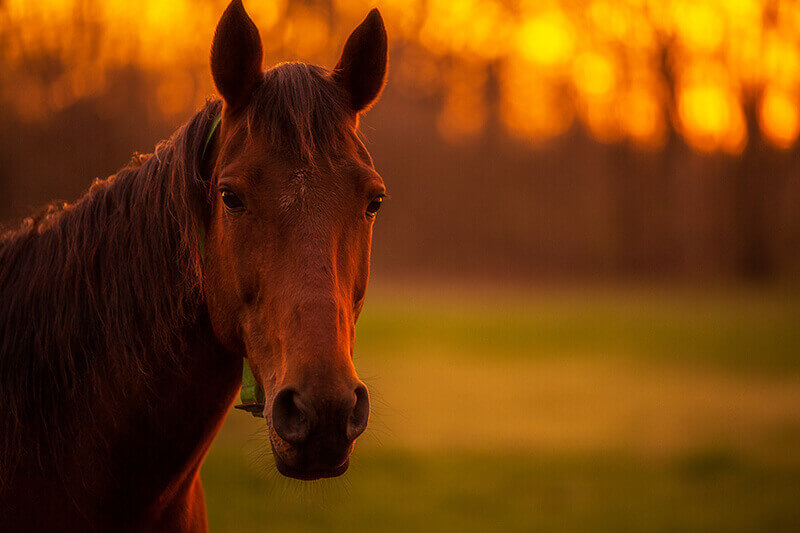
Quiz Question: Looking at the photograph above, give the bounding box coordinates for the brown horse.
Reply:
[0,1,387,530]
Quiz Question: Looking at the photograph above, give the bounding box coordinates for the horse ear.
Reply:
[210,0,263,112]
[332,9,388,113]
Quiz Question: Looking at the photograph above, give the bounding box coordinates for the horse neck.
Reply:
[0,153,195,398]
[0,144,240,501]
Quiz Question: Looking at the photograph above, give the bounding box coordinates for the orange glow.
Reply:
[573,52,616,98]
[588,1,631,42]
[763,32,800,87]
[678,82,747,154]
[437,65,487,142]
[516,9,575,68]
[500,62,573,143]
[671,1,724,53]
[760,87,800,149]
[156,72,197,117]
[245,0,286,31]
[420,0,512,60]
[619,88,666,149]
[281,6,330,60]
[0,0,798,152]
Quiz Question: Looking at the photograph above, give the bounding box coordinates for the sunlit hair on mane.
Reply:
[0,100,221,476]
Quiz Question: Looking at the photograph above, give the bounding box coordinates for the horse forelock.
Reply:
[246,62,353,166]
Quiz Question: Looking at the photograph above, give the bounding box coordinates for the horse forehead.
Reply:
[278,167,352,213]
[279,170,311,210]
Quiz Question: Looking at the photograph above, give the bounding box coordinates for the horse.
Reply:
[0,1,387,530]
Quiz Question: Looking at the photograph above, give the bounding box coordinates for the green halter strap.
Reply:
[201,113,265,417]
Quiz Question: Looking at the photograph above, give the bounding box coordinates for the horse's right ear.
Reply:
[210,0,263,112]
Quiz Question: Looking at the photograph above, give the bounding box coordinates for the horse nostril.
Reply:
[271,387,311,445]
[347,384,370,441]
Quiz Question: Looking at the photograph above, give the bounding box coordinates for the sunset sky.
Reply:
[1,0,798,152]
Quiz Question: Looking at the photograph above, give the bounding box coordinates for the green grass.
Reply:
[202,285,800,532]
[356,285,800,373]
[204,448,800,533]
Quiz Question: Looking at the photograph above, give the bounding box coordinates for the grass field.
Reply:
[202,284,800,532]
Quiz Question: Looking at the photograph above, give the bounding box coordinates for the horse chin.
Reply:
[268,429,352,481]
[273,452,350,481]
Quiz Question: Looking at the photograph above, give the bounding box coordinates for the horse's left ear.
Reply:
[211,0,263,112]
[332,9,388,113]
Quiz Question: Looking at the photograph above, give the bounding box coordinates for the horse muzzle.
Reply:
[266,381,369,480]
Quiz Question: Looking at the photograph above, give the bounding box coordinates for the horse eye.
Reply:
[366,196,384,218]
[220,190,245,213]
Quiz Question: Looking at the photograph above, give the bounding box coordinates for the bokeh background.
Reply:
[2,0,799,530]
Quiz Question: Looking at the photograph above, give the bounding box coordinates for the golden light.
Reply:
[500,62,574,142]
[671,0,724,53]
[245,0,286,32]
[760,87,800,149]
[678,81,747,154]
[140,1,208,67]
[619,88,665,149]
[375,0,423,39]
[588,1,631,42]
[1,0,799,152]
[420,0,512,59]
[516,9,575,68]
[583,102,620,144]
[281,6,330,60]
[395,48,442,98]
[573,52,617,98]
[727,26,765,89]
[437,65,487,142]
[156,71,197,117]
[4,0,73,19]
[763,32,800,87]
[722,0,761,22]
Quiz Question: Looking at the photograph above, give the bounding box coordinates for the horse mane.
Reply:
[0,99,222,475]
